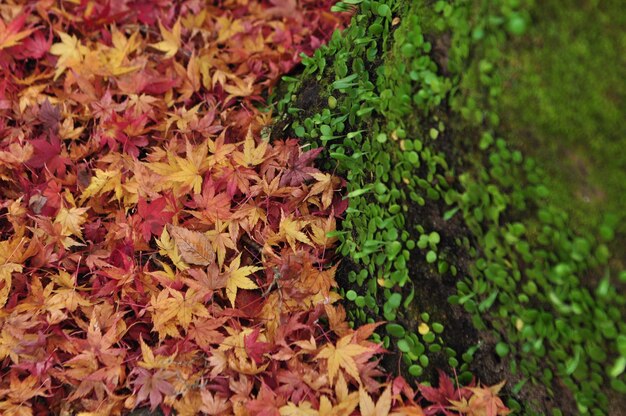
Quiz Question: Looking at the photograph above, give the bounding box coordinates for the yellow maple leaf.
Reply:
[147,141,209,194]
[104,26,141,76]
[224,254,261,307]
[233,127,268,167]
[359,385,392,416]
[0,263,22,308]
[223,75,255,98]
[80,168,124,203]
[151,288,208,335]
[54,206,89,239]
[215,15,244,44]
[150,19,182,59]
[279,401,319,416]
[390,406,426,416]
[318,393,359,416]
[278,213,313,252]
[50,31,87,80]
[315,334,370,386]
[156,227,188,270]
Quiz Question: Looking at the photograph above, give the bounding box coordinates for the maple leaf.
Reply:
[185,263,228,298]
[167,224,216,266]
[277,212,313,252]
[309,172,338,209]
[156,226,188,270]
[0,372,47,413]
[45,271,91,313]
[318,393,360,416]
[280,146,323,187]
[223,74,256,99]
[302,263,337,298]
[309,215,338,248]
[187,315,227,349]
[360,385,392,416]
[200,389,232,415]
[244,328,272,364]
[279,401,318,416]
[224,254,261,307]
[104,26,141,76]
[246,382,286,415]
[148,141,209,194]
[132,367,176,410]
[0,13,34,50]
[449,381,511,416]
[54,206,89,239]
[50,31,87,79]
[80,168,124,203]
[420,370,472,416]
[203,220,237,268]
[186,182,232,224]
[0,263,21,308]
[38,99,61,133]
[19,29,51,59]
[136,196,175,242]
[26,134,70,176]
[315,333,370,386]
[150,19,182,59]
[390,406,426,416]
[137,337,176,370]
[151,287,209,335]
[233,127,269,167]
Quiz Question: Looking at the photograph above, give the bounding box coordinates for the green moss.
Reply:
[497,0,626,240]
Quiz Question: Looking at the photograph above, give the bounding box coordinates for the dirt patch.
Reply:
[270,72,328,142]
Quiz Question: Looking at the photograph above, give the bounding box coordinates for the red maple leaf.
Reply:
[419,370,474,416]
[244,328,272,364]
[279,146,323,186]
[12,29,52,60]
[136,196,175,242]
[26,134,70,176]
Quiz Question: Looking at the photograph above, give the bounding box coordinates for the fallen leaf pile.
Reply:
[0,1,510,415]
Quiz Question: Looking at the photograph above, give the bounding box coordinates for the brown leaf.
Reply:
[166,224,215,266]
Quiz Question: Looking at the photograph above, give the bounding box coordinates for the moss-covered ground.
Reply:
[496,0,626,257]
[271,0,626,414]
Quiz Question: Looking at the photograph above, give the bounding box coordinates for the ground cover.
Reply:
[0,1,511,416]
[276,0,626,414]
[495,0,626,258]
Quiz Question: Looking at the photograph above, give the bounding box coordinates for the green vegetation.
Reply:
[497,0,626,241]
[273,0,626,414]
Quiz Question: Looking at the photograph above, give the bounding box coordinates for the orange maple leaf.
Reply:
[167,224,216,267]
[204,220,237,268]
[309,172,338,209]
[449,380,511,416]
[0,263,22,308]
